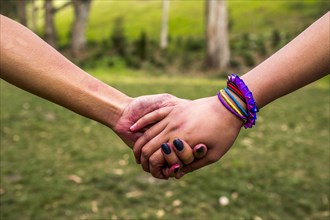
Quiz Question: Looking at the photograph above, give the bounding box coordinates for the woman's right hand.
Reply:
[131,96,243,179]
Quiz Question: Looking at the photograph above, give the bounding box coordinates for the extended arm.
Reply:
[0,15,128,129]
[243,12,329,108]
[0,15,206,172]
[0,15,189,149]
[132,12,330,179]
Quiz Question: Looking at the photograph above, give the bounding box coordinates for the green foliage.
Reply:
[184,37,204,52]
[240,33,253,50]
[255,35,268,57]
[1,76,329,219]
[0,0,17,19]
[50,0,327,45]
[110,17,127,57]
[241,51,255,67]
[133,31,148,61]
[229,58,241,69]
[271,29,282,49]
[24,0,327,71]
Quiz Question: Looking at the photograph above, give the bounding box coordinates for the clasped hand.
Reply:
[114,94,242,179]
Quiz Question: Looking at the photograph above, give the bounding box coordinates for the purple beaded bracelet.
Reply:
[217,74,258,128]
[227,74,258,128]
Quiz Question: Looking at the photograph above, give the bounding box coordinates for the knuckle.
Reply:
[168,124,180,133]
[161,93,177,106]
[141,147,151,161]
[142,165,149,172]
[142,129,153,142]
[149,156,159,168]
[149,155,156,166]
[162,93,173,99]
[155,109,162,117]
[133,147,140,157]
[141,158,150,172]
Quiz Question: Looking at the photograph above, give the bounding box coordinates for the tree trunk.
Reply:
[17,0,27,26]
[160,0,170,49]
[44,0,57,48]
[205,0,230,71]
[71,0,92,58]
[30,0,38,32]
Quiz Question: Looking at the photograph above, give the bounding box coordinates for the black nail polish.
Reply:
[173,139,184,151]
[196,146,205,155]
[174,167,180,173]
[161,143,171,155]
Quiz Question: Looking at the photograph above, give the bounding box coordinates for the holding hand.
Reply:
[113,93,188,148]
[131,96,243,179]
[113,93,209,179]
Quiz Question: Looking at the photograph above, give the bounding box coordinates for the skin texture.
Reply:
[0,15,206,175]
[132,12,330,179]
[132,96,243,179]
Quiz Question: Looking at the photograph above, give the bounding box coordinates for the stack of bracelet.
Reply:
[217,74,258,128]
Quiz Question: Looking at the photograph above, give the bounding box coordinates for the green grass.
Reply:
[1,73,329,219]
[47,0,328,45]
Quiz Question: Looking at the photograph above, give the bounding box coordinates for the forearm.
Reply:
[0,15,130,128]
[242,12,330,109]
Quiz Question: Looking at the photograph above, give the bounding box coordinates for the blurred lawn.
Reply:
[0,73,329,220]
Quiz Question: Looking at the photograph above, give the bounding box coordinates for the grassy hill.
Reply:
[49,0,328,45]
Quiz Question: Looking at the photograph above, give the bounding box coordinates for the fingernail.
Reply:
[161,143,171,155]
[129,123,137,131]
[173,139,184,151]
[195,145,205,155]
[169,164,180,173]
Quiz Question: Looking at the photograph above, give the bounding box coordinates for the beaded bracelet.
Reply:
[217,74,258,129]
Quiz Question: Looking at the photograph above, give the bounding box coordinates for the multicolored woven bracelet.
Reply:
[218,74,258,129]
[224,88,248,117]
[217,91,247,122]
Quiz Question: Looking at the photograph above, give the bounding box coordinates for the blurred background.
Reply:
[1,0,329,219]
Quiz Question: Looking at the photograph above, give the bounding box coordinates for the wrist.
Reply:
[210,96,243,131]
[241,73,265,109]
[101,92,133,129]
[217,74,258,128]
[78,75,133,129]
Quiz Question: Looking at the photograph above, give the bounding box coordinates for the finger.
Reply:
[148,149,169,179]
[140,130,169,172]
[130,107,172,132]
[163,143,207,178]
[193,144,208,159]
[133,121,167,164]
[161,143,183,167]
[162,164,181,178]
[161,142,183,178]
[172,138,194,165]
